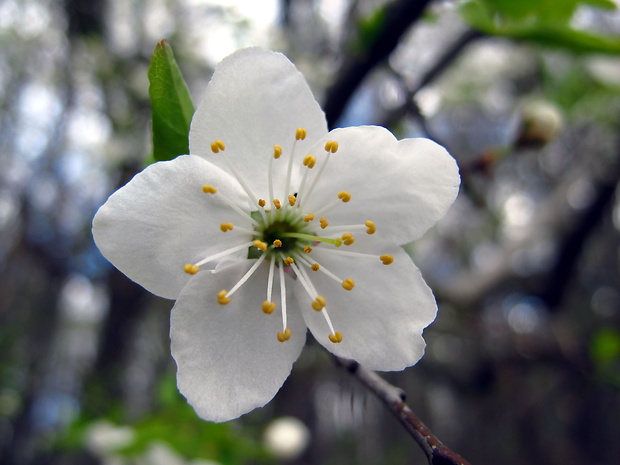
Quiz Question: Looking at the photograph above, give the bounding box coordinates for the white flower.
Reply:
[92,48,460,422]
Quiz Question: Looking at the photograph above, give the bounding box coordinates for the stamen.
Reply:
[324,140,339,153]
[266,258,276,309]
[311,264,320,271]
[303,214,314,222]
[312,192,352,218]
[278,263,288,333]
[262,301,276,314]
[268,146,281,205]
[210,140,226,153]
[342,278,355,291]
[303,245,313,253]
[328,331,343,343]
[296,128,307,140]
[277,328,292,342]
[319,217,329,229]
[258,199,266,207]
[202,185,259,227]
[273,199,282,209]
[288,195,296,206]
[341,233,355,246]
[297,254,347,288]
[183,263,199,275]
[225,253,268,299]
[303,154,316,168]
[283,257,294,266]
[338,191,351,202]
[312,247,394,264]
[273,145,283,159]
[297,139,337,206]
[273,239,282,248]
[380,255,394,265]
[194,241,255,267]
[284,128,306,202]
[365,220,376,234]
[220,222,234,232]
[217,289,231,305]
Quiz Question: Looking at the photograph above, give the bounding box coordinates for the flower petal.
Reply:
[295,239,437,371]
[302,126,460,245]
[171,260,306,422]
[189,47,328,199]
[92,155,251,299]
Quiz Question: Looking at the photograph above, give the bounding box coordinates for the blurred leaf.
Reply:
[460,0,620,54]
[148,39,195,163]
[590,328,620,366]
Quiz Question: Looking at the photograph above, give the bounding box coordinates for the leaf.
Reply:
[148,39,195,163]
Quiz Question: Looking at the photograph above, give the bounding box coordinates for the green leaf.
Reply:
[148,39,195,163]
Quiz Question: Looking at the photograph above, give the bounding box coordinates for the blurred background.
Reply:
[1,0,619,464]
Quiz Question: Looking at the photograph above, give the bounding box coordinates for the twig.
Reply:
[334,357,472,465]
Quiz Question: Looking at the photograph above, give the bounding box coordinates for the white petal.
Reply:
[295,240,437,371]
[302,126,460,244]
[171,260,306,422]
[92,155,252,299]
[189,47,328,199]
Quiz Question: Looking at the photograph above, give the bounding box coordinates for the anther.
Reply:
[202,185,217,194]
[262,301,276,314]
[303,214,314,222]
[273,239,282,248]
[183,263,199,275]
[328,331,343,343]
[365,220,376,234]
[342,279,355,290]
[217,290,231,305]
[319,217,329,229]
[311,296,326,311]
[324,140,339,153]
[210,140,225,153]
[303,154,316,168]
[284,257,294,266]
[338,191,351,203]
[258,199,266,207]
[380,254,394,265]
[288,195,296,206]
[273,199,281,209]
[273,145,282,159]
[277,328,292,342]
[253,240,267,251]
[341,233,355,246]
[220,222,234,232]
[311,264,320,271]
[295,128,307,140]
[303,245,313,253]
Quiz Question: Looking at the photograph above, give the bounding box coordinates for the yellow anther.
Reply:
[183,263,199,275]
[273,199,281,209]
[202,185,217,194]
[217,290,231,305]
[273,145,283,159]
[319,217,329,229]
[273,239,283,248]
[338,191,351,203]
[210,140,225,153]
[295,128,307,140]
[262,301,276,314]
[303,245,313,253]
[328,331,343,343]
[284,257,294,266]
[288,195,296,206]
[277,328,292,342]
[380,254,394,265]
[303,154,316,168]
[311,263,320,271]
[220,222,234,232]
[341,233,355,246]
[258,199,266,207]
[342,279,355,290]
[365,220,376,234]
[311,296,326,311]
[324,140,339,153]
[303,214,315,222]
[253,240,267,251]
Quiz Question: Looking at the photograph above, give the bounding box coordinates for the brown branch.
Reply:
[335,357,472,465]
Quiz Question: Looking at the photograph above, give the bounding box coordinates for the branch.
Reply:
[335,357,472,465]
[323,0,433,128]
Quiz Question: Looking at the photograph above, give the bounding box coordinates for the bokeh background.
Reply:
[1,0,620,464]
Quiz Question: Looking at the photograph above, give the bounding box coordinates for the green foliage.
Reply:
[459,0,620,54]
[352,7,387,52]
[590,328,620,387]
[148,39,195,163]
